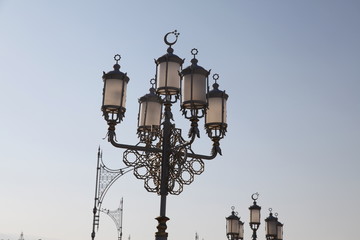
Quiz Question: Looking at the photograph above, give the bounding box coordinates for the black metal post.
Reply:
[155,100,172,240]
[91,148,101,240]
[252,229,258,240]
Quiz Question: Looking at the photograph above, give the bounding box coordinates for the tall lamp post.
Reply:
[100,30,228,240]
[226,193,284,240]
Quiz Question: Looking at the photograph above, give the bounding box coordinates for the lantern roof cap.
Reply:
[226,206,240,221]
[103,54,129,81]
[207,74,228,99]
[139,79,162,103]
[181,49,210,76]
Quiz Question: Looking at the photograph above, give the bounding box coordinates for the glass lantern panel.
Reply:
[227,219,240,235]
[182,73,206,107]
[103,78,127,109]
[250,209,260,224]
[277,225,283,240]
[156,61,181,94]
[238,222,244,239]
[138,101,162,128]
[206,97,226,125]
[266,221,277,236]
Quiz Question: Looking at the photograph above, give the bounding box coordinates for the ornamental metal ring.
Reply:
[191,48,198,57]
[275,213,278,217]
[164,30,179,46]
[150,78,156,87]
[213,73,219,81]
[269,208,273,213]
[114,54,121,63]
[231,206,235,211]
[251,192,259,201]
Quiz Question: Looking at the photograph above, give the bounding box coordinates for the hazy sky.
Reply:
[1,1,359,240]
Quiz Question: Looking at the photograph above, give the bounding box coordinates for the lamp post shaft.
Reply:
[252,229,258,240]
[156,101,172,240]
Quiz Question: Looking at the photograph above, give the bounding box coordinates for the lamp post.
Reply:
[100,30,228,240]
[226,194,284,240]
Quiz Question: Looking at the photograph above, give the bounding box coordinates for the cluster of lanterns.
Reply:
[226,194,284,240]
[101,30,228,141]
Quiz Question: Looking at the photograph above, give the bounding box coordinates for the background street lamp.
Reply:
[100,30,228,240]
[226,193,284,240]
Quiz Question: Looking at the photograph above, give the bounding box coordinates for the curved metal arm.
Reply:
[174,132,196,150]
[187,147,218,160]
[108,130,162,153]
[187,139,221,160]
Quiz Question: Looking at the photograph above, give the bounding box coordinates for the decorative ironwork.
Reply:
[101,198,124,240]
[123,126,205,195]
[92,148,132,240]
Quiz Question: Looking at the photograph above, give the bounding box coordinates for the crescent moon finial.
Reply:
[164,30,179,47]
[251,192,259,201]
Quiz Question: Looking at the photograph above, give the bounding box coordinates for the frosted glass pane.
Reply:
[277,225,283,240]
[206,97,222,124]
[239,223,244,238]
[157,61,181,93]
[266,221,277,235]
[181,74,206,106]
[206,97,227,125]
[104,78,126,108]
[138,101,161,128]
[145,101,161,126]
[250,209,260,223]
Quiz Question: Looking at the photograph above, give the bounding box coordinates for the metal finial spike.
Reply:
[212,73,219,83]
[150,78,156,88]
[114,54,121,64]
[191,48,198,58]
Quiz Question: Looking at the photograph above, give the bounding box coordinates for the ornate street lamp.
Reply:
[265,209,278,240]
[102,54,129,124]
[205,73,228,142]
[100,30,228,240]
[226,206,244,240]
[249,193,261,240]
[226,194,284,240]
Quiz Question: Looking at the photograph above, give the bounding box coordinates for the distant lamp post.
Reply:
[226,206,244,240]
[265,209,278,240]
[249,193,261,240]
[226,193,284,240]
[100,30,228,240]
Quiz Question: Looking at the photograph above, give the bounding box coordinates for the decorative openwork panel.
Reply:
[123,127,205,195]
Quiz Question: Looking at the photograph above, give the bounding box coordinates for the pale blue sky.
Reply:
[0,1,359,240]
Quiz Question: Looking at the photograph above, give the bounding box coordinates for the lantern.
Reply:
[138,80,162,135]
[102,54,129,124]
[205,74,228,138]
[155,30,184,96]
[265,210,278,240]
[226,207,240,240]
[180,48,209,117]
